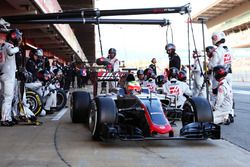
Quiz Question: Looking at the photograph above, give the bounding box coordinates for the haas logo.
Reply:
[169,86,180,95]
[224,54,231,64]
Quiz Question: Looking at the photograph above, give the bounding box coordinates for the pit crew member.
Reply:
[107,48,120,91]
[212,65,234,125]
[162,67,192,108]
[191,53,206,98]
[0,29,22,126]
[208,31,233,91]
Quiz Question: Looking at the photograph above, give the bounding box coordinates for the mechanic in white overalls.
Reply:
[107,48,120,91]
[191,54,206,98]
[0,29,22,126]
[162,67,192,108]
[143,68,157,93]
[212,65,234,125]
[208,31,233,92]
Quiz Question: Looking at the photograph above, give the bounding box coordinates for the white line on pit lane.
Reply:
[51,108,68,121]
[233,90,250,95]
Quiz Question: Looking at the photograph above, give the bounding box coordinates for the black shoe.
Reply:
[45,109,54,114]
[19,115,28,122]
[29,116,37,122]
[1,121,14,127]
[224,119,231,125]
[11,117,19,125]
[51,107,57,112]
[229,114,234,123]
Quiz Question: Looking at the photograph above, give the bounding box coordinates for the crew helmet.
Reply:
[156,75,166,86]
[206,46,215,58]
[34,48,43,57]
[6,29,22,46]
[108,48,116,59]
[212,31,225,45]
[165,43,176,55]
[43,70,51,81]
[213,65,227,81]
[169,67,179,79]
[137,69,144,76]
[144,68,156,80]
[178,70,187,82]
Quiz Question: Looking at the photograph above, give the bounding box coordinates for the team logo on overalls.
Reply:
[169,86,180,95]
[224,54,231,64]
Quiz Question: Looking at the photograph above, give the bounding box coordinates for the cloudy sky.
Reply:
[94,0,217,72]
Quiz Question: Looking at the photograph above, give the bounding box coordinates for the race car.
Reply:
[70,70,220,141]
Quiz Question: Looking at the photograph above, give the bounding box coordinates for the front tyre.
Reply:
[89,97,117,140]
[182,97,213,126]
[70,91,91,123]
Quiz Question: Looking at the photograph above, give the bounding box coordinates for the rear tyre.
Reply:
[89,97,117,140]
[70,91,91,123]
[56,89,67,111]
[182,97,213,126]
[26,89,43,116]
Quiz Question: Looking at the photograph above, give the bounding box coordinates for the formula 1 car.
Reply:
[70,70,220,141]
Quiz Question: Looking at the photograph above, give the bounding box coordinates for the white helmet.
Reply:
[212,31,225,45]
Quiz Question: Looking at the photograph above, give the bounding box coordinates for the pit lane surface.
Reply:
[0,85,250,167]
[220,82,250,152]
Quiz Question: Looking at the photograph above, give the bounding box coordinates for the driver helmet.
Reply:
[212,31,225,46]
[206,46,216,58]
[178,70,187,82]
[213,65,227,81]
[126,81,141,94]
[6,29,23,46]
[165,43,176,55]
